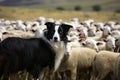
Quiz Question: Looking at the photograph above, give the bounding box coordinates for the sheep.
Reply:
[81,19,94,29]
[23,21,32,32]
[36,16,46,25]
[90,51,120,80]
[78,26,88,39]
[0,32,2,41]
[81,39,99,52]
[15,20,26,31]
[115,37,120,52]
[111,30,120,38]
[87,30,103,41]
[69,18,80,30]
[70,18,80,25]
[94,22,104,31]
[81,36,116,52]
[114,22,120,31]
[103,36,116,52]
[57,47,97,80]
[105,21,116,30]
[102,26,111,38]
[2,30,34,40]
[33,28,44,38]
[114,55,120,80]
[31,21,46,33]
[88,27,96,37]
[67,29,81,47]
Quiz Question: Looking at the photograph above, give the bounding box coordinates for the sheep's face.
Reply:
[79,28,88,38]
[82,22,90,29]
[111,31,120,37]
[83,39,99,52]
[67,30,79,41]
[103,27,111,36]
[106,38,116,50]
[106,21,116,29]
[95,23,104,31]
[88,28,96,37]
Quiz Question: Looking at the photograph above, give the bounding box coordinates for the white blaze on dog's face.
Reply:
[45,22,73,42]
[52,24,61,42]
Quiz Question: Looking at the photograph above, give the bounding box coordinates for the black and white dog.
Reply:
[0,37,56,80]
[44,21,73,72]
[45,21,73,44]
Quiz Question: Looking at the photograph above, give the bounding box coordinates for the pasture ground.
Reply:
[0,6,120,22]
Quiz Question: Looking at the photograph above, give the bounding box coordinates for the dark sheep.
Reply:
[0,37,56,80]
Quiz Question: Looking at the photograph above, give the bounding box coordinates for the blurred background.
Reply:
[0,0,120,21]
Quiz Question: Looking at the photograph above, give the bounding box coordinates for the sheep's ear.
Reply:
[96,42,103,46]
[80,22,84,25]
[78,38,85,42]
[96,30,99,32]
[94,24,97,27]
[115,22,119,25]
[30,29,36,33]
[104,23,108,26]
[32,24,37,27]
[45,22,54,30]
[103,39,107,42]
[2,32,9,35]
[100,28,103,31]
[111,29,115,31]
[90,22,93,25]
[88,29,91,32]
[76,27,80,32]
[115,38,119,42]
[23,22,27,26]
[81,42,86,46]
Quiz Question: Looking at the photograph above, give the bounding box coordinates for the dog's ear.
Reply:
[61,24,73,33]
[45,22,54,30]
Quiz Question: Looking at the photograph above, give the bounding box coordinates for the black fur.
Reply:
[45,22,73,44]
[0,37,55,80]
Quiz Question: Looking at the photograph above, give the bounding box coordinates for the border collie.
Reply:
[45,21,73,72]
[45,21,73,44]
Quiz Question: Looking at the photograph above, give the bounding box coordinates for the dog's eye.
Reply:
[58,29,62,33]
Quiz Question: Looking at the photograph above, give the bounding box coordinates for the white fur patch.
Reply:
[52,41,65,72]
[52,25,60,41]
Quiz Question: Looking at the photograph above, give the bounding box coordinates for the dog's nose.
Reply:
[54,37,58,42]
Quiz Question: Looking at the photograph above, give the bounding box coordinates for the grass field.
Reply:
[0,0,120,12]
[0,6,120,22]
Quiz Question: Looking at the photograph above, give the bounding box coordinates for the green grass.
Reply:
[24,0,120,12]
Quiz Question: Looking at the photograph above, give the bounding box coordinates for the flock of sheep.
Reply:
[0,17,120,80]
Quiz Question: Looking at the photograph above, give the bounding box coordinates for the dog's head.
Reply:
[45,22,73,42]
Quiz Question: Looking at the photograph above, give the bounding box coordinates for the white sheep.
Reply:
[58,47,97,80]
[94,22,104,31]
[15,20,26,31]
[115,37,120,52]
[33,28,44,38]
[102,26,111,38]
[81,36,116,52]
[88,27,96,37]
[90,51,119,80]
[114,55,120,80]
[111,30,120,38]
[81,19,94,29]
